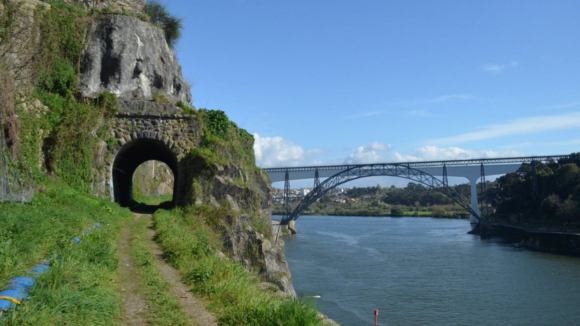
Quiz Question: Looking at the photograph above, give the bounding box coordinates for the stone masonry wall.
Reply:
[110,113,200,159]
[92,110,201,198]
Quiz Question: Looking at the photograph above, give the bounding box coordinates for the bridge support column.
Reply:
[282,170,291,224]
[468,177,481,228]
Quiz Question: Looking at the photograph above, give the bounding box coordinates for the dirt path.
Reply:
[143,214,218,326]
[118,215,149,326]
[118,213,218,326]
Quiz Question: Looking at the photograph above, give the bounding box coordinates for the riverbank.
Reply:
[473,223,580,257]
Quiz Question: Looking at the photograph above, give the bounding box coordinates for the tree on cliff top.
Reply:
[144,0,182,49]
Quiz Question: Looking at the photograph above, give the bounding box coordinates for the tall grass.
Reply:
[0,180,131,325]
[153,208,324,326]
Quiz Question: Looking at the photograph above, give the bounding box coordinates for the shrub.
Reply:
[36,60,76,97]
[96,90,119,117]
[144,0,182,49]
[152,93,170,103]
[176,100,196,114]
[390,206,405,217]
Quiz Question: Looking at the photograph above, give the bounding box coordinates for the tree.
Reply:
[390,206,404,217]
[555,163,580,200]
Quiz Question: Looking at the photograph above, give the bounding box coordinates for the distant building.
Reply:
[299,188,311,196]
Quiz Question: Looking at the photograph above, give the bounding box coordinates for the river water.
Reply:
[281,215,580,326]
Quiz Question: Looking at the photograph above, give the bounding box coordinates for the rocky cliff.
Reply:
[183,153,296,295]
[80,14,191,103]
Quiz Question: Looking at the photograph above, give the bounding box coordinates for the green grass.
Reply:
[152,207,324,326]
[0,180,132,325]
[127,214,194,325]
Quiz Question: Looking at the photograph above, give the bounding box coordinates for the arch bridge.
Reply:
[263,155,569,228]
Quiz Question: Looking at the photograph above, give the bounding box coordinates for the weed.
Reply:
[152,93,170,103]
[176,100,196,114]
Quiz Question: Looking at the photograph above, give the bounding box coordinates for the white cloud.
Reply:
[482,61,519,73]
[431,112,580,145]
[393,146,523,162]
[253,134,305,167]
[344,142,392,164]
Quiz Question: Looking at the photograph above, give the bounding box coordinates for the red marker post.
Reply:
[374,309,379,326]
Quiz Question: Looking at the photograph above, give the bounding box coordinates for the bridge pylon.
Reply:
[283,170,291,222]
[480,163,487,216]
[314,168,320,188]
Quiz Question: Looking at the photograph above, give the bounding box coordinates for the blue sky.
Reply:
[163,0,580,175]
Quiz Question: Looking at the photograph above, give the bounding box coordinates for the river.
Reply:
[281,215,580,326]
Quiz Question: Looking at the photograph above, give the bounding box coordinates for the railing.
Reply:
[263,155,570,173]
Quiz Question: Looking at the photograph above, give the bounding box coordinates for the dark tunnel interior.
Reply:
[112,139,178,209]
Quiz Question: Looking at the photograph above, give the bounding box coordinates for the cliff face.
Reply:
[183,156,296,295]
[80,14,191,103]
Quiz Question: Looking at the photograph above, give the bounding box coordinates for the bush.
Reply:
[37,60,76,97]
[144,0,182,49]
[152,93,170,103]
[390,206,405,217]
[176,100,196,114]
[96,90,119,117]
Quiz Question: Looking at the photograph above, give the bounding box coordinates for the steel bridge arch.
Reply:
[281,164,482,225]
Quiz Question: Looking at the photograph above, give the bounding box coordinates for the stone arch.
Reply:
[112,137,178,207]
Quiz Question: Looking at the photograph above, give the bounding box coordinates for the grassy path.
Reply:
[118,213,217,326]
[118,215,149,326]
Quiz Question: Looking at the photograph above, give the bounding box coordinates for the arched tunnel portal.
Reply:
[112,138,178,207]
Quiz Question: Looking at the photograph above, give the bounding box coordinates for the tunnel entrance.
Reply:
[112,138,178,210]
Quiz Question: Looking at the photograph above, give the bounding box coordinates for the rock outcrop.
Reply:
[183,158,297,296]
[79,14,191,104]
